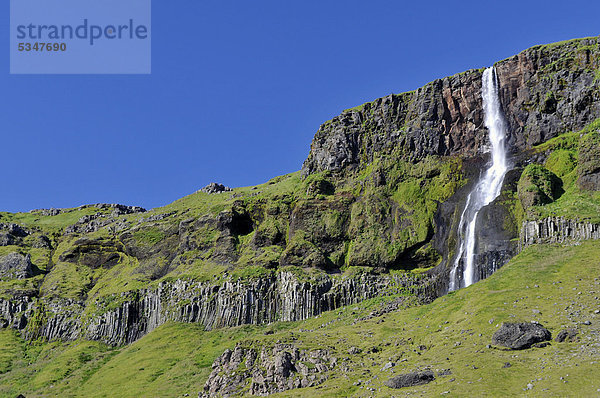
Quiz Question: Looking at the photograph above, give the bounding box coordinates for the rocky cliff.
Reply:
[2,37,600,349]
[303,37,600,176]
[0,269,439,346]
[520,217,600,250]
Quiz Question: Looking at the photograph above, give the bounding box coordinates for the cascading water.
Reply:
[448,67,509,291]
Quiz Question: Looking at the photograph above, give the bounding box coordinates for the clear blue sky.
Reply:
[2,0,599,212]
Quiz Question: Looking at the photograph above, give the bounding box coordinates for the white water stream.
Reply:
[448,67,509,291]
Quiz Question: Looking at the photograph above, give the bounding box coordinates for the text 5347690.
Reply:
[18,42,67,51]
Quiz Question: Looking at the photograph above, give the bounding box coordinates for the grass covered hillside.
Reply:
[2,36,600,397]
[1,239,600,397]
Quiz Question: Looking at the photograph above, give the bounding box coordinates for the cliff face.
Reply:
[301,36,600,288]
[520,217,600,250]
[301,71,486,176]
[2,37,600,349]
[302,37,600,176]
[0,270,438,346]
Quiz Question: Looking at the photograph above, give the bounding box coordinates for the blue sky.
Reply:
[2,0,600,212]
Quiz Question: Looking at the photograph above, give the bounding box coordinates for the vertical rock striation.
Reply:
[519,217,600,250]
[1,271,437,346]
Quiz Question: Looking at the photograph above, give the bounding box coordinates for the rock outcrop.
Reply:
[303,37,600,177]
[1,270,436,346]
[577,128,600,190]
[492,322,551,350]
[202,343,336,397]
[520,217,600,250]
[301,71,486,176]
[0,253,33,280]
[555,328,578,343]
[200,183,232,194]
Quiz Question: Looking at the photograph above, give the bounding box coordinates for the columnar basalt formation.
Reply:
[520,217,600,250]
[1,271,436,346]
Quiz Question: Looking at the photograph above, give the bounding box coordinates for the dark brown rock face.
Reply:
[302,37,600,177]
[301,70,486,176]
[496,39,600,149]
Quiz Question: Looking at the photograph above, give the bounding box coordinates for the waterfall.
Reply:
[448,67,509,291]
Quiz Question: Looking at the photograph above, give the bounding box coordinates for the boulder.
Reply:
[555,328,578,343]
[0,253,33,279]
[492,322,551,349]
[517,165,562,210]
[200,183,232,194]
[384,371,435,389]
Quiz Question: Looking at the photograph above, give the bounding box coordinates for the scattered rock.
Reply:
[384,371,435,389]
[381,362,395,371]
[503,362,512,368]
[492,322,551,350]
[200,183,232,194]
[555,329,578,343]
[437,369,452,376]
[526,383,534,390]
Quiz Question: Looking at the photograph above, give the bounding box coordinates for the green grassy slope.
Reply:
[520,119,600,223]
[2,239,599,397]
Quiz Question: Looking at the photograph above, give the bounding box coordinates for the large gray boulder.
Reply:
[384,371,435,389]
[0,253,34,279]
[492,322,551,349]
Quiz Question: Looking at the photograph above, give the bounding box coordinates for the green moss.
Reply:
[230,265,275,281]
[4,241,600,397]
[525,119,600,222]
[133,228,165,246]
[0,330,22,374]
[545,149,577,178]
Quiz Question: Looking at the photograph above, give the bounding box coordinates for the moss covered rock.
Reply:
[517,164,563,210]
[577,129,600,191]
